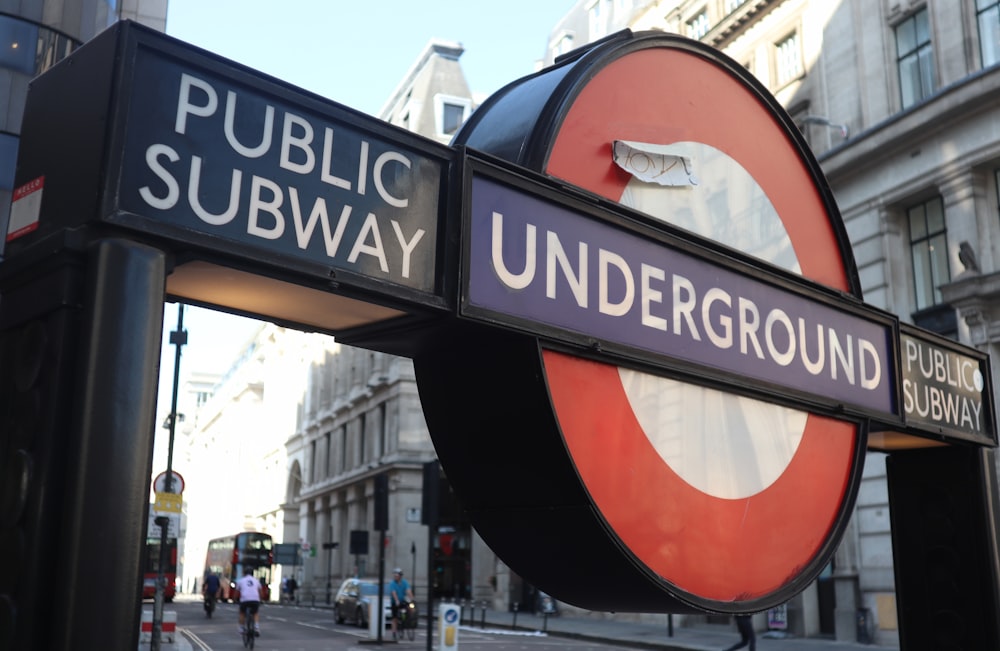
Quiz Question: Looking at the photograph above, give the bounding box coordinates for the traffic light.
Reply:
[350,530,369,555]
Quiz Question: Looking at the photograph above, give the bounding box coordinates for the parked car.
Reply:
[333,578,392,628]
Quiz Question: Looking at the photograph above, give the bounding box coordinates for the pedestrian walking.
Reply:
[723,614,756,651]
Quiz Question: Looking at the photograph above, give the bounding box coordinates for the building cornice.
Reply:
[818,64,1000,185]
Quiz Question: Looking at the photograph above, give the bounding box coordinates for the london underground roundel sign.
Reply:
[426,32,866,613]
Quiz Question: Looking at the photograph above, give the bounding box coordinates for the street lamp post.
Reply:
[151,304,186,651]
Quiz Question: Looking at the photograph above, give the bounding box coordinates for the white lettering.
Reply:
[175,73,217,134]
[491,211,535,290]
[139,144,180,210]
[598,249,633,317]
[348,213,389,272]
[224,90,273,158]
[546,232,587,307]
[247,176,285,239]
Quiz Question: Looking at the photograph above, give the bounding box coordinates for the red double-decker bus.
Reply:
[204,532,273,602]
[142,537,177,602]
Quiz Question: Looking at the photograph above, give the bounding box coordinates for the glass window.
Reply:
[554,34,575,58]
[588,0,610,39]
[977,0,1000,67]
[442,103,465,136]
[0,15,78,77]
[434,95,471,138]
[725,0,747,13]
[0,16,39,75]
[687,11,710,40]
[775,32,803,86]
[896,9,935,108]
[908,196,950,310]
[0,132,17,191]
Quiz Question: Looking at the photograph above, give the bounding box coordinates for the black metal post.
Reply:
[326,525,333,605]
[426,525,434,651]
[377,529,387,643]
[152,304,185,651]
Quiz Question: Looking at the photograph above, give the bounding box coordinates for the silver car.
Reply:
[333,578,392,628]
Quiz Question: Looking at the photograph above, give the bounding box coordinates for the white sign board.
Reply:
[147,512,179,538]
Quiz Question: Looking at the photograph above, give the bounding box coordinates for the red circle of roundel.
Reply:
[541,46,861,603]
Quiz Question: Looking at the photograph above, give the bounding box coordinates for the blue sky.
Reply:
[165,0,575,116]
[153,1,576,468]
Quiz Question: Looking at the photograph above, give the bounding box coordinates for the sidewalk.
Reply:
[458,607,898,651]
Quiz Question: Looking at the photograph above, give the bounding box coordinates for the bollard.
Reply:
[468,599,475,626]
[480,601,487,629]
[512,603,518,629]
[543,611,549,632]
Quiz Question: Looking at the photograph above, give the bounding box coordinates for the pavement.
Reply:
[142,595,899,651]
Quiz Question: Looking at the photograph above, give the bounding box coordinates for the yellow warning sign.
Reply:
[153,491,183,514]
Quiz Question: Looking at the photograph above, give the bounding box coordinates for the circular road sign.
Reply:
[429,31,866,614]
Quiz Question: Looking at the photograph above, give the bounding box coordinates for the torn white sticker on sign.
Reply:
[612,140,698,187]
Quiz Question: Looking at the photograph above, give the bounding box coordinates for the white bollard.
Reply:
[439,602,460,651]
[368,597,389,639]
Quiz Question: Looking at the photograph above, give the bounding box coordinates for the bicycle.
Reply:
[393,601,417,641]
[239,602,260,648]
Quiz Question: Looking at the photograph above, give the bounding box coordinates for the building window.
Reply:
[908,196,950,311]
[687,11,710,40]
[378,402,387,458]
[996,169,1000,218]
[325,431,332,477]
[359,412,367,464]
[725,0,747,14]
[588,0,610,39]
[0,15,78,77]
[309,440,317,483]
[775,31,803,86]
[434,94,471,138]
[553,33,575,58]
[896,9,935,108]
[977,0,1000,67]
[339,424,348,473]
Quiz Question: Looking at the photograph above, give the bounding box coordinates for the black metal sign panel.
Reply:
[900,325,996,445]
[116,48,442,293]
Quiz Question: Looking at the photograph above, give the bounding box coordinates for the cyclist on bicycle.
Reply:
[236,567,263,637]
[389,568,413,637]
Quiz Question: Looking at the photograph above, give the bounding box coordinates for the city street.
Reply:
[165,597,638,651]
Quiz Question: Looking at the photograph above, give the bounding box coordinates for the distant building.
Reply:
[283,40,490,606]
[379,39,474,145]
[177,323,330,599]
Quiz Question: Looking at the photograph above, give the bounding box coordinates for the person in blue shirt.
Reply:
[389,568,413,637]
[203,572,222,616]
